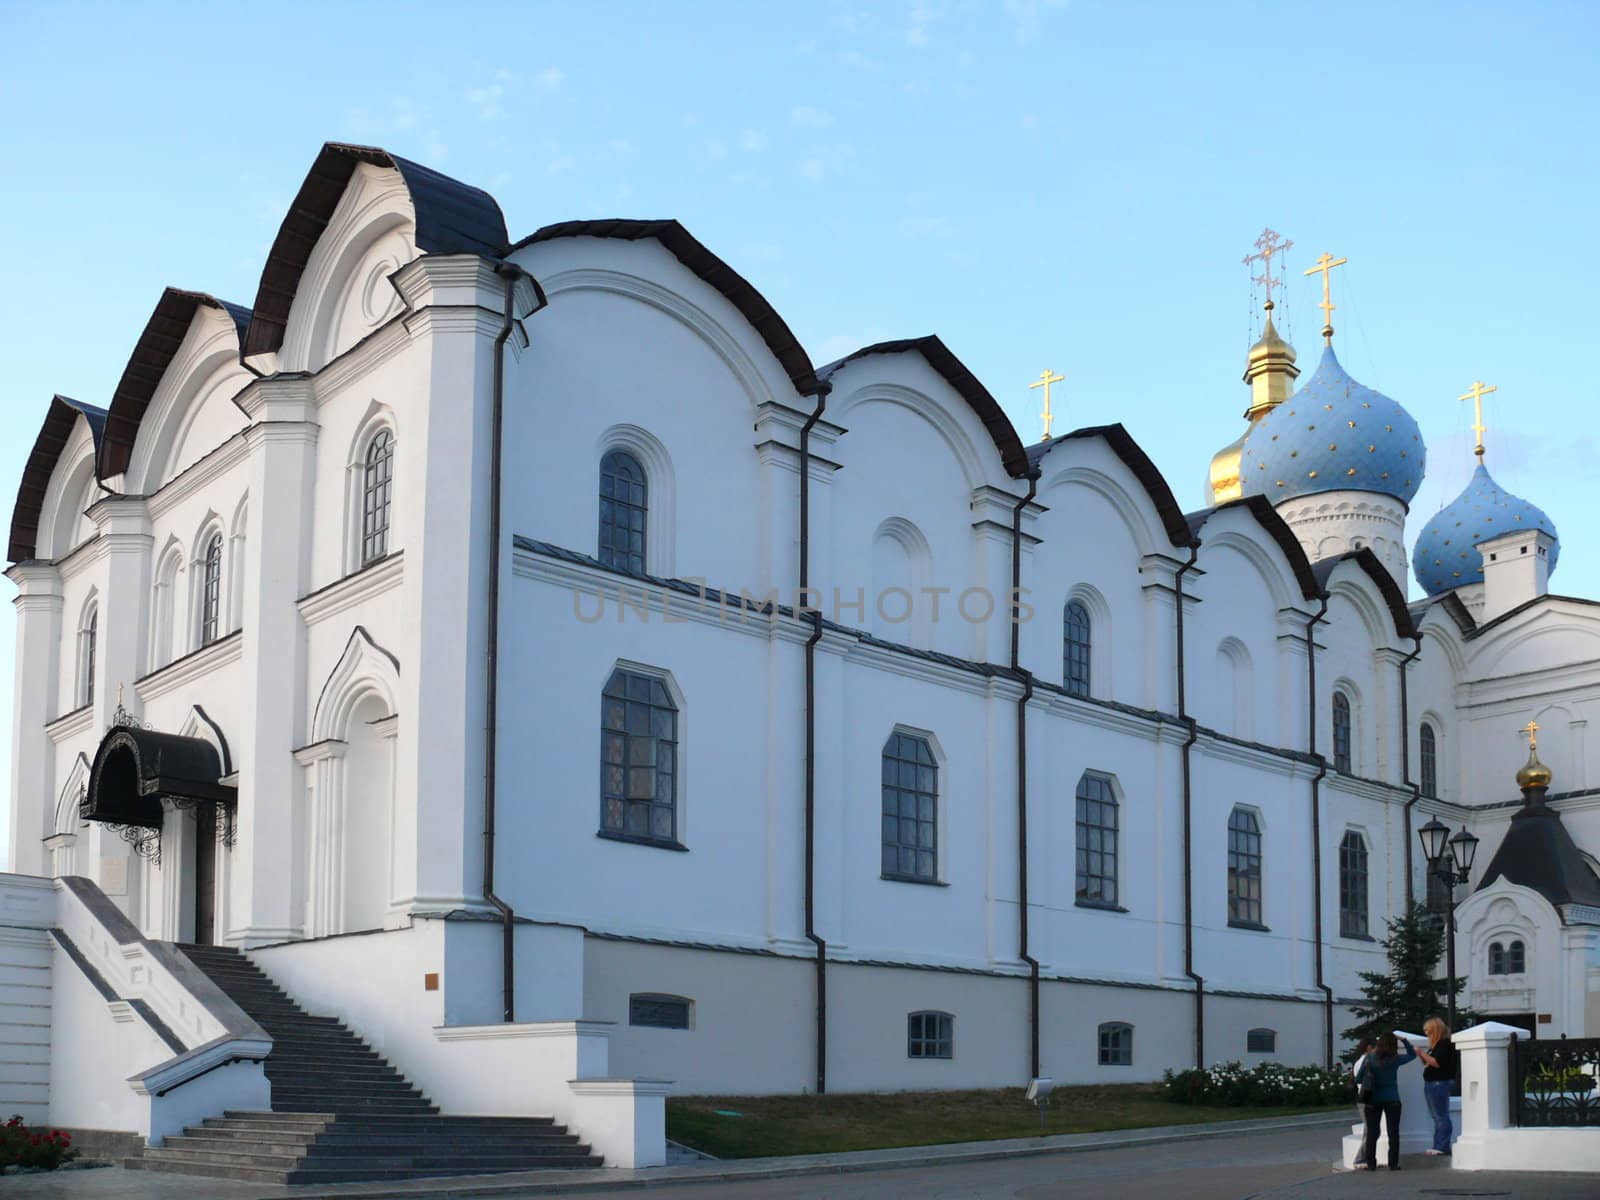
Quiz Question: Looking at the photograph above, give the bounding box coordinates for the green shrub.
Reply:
[1162,1062,1353,1107]
[0,1115,78,1171]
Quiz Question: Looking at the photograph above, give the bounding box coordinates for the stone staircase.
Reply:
[126,943,601,1184]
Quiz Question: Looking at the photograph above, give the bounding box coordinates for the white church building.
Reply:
[2,142,1597,1179]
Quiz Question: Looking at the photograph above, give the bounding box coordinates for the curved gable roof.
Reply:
[818,336,1029,479]
[242,142,509,361]
[515,218,821,397]
[1030,424,1194,548]
[97,288,251,481]
[9,395,108,562]
[1313,548,1417,640]
[1186,495,1320,601]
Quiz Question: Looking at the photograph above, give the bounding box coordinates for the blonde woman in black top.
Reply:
[1417,1016,1458,1156]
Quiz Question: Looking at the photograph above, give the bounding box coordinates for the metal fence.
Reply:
[1511,1034,1600,1127]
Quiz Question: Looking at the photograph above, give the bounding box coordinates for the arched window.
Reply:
[1488,941,1506,974]
[599,450,647,574]
[1339,831,1369,938]
[78,606,97,709]
[1098,1021,1133,1066]
[1247,1028,1277,1054]
[1332,691,1352,774]
[1075,773,1119,908]
[1420,722,1438,799]
[600,667,679,846]
[907,1011,953,1059]
[1063,600,1091,698]
[199,533,223,646]
[1228,807,1263,928]
[882,731,938,883]
[1507,940,1526,974]
[361,428,394,564]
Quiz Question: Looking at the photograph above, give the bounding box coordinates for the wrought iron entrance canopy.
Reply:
[82,720,236,864]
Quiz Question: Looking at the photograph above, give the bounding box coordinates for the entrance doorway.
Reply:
[192,806,217,946]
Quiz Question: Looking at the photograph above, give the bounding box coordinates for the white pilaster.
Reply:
[6,563,63,874]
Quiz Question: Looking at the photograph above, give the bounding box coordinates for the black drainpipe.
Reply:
[1010,472,1041,1079]
[1175,541,1203,1069]
[1399,634,1424,908]
[799,382,830,1094]
[484,262,546,1022]
[1305,594,1333,1068]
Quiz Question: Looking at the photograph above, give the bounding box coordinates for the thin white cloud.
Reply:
[791,104,835,129]
[740,128,769,152]
[465,84,504,121]
[1004,0,1066,46]
[546,154,575,176]
[906,5,935,47]
[706,140,729,161]
[799,158,826,183]
[535,67,564,92]
[898,216,954,239]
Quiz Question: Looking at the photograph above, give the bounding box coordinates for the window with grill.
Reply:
[361,428,394,564]
[1332,691,1352,773]
[1420,722,1438,799]
[199,533,223,646]
[628,993,691,1029]
[598,450,647,574]
[1488,941,1505,974]
[881,732,938,882]
[1075,773,1119,908]
[1339,830,1369,938]
[1228,807,1263,927]
[80,608,97,708]
[600,668,679,846]
[1507,940,1526,974]
[1063,600,1091,698]
[1098,1021,1133,1066]
[1247,1028,1277,1054]
[907,1011,953,1059]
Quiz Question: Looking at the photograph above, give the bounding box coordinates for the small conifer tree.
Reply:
[1341,901,1472,1057]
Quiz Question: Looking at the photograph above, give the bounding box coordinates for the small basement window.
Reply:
[629,993,692,1029]
[1098,1021,1133,1066]
[908,1010,954,1059]
[1247,1027,1277,1054]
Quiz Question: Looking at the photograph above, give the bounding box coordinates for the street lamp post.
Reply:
[1416,818,1480,1027]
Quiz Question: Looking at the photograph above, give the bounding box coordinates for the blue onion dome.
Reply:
[1413,463,1561,596]
[1238,345,1425,506]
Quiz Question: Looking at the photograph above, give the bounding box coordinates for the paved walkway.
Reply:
[3,1114,1592,1199]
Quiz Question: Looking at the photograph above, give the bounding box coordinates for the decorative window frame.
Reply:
[1074,770,1124,911]
[596,425,675,579]
[1338,826,1371,940]
[1331,680,1359,775]
[75,591,99,710]
[150,538,186,671]
[1216,637,1255,739]
[188,516,227,652]
[870,517,934,648]
[598,659,688,850]
[1419,715,1442,800]
[1227,803,1267,930]
[880,724,946,885]
[344,403,399,575]
[1247,1027,1278,1054]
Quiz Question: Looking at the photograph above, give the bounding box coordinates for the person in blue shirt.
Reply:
[1355,1032,1418,1170]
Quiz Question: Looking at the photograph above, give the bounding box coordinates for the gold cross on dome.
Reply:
[1303,251,1348,342]
[1522,719,1540,751]
[1243,228,1294,309]
[1030,368,1065,439]
[1459,379,1497,461]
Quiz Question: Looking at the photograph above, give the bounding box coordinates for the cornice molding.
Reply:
[135,630,244,702]
[45,704,94,743]
[297,553,404,625]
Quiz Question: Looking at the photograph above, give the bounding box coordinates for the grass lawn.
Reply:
[666,1084,1348,1159]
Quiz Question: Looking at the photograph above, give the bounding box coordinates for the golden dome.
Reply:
[1516,745,1553,790]
[1245,307,1297,374]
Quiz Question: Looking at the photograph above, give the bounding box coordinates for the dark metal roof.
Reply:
[97,289,251,481]
[1028,424,1196,548]
[515,218,821,397]
[818,336,1030,478]
[9,395,107,562]
[1477,786,1600,910]
[83,725,234,831]
[242,143,509,361]
[1311,548,1418,640]
[1185,496,1321,601]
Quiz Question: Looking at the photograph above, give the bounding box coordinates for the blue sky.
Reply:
[2,1,1595,859]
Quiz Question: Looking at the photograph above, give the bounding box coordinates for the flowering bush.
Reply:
[1163,1061,1353,1107]
[0,1115,77,1170]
